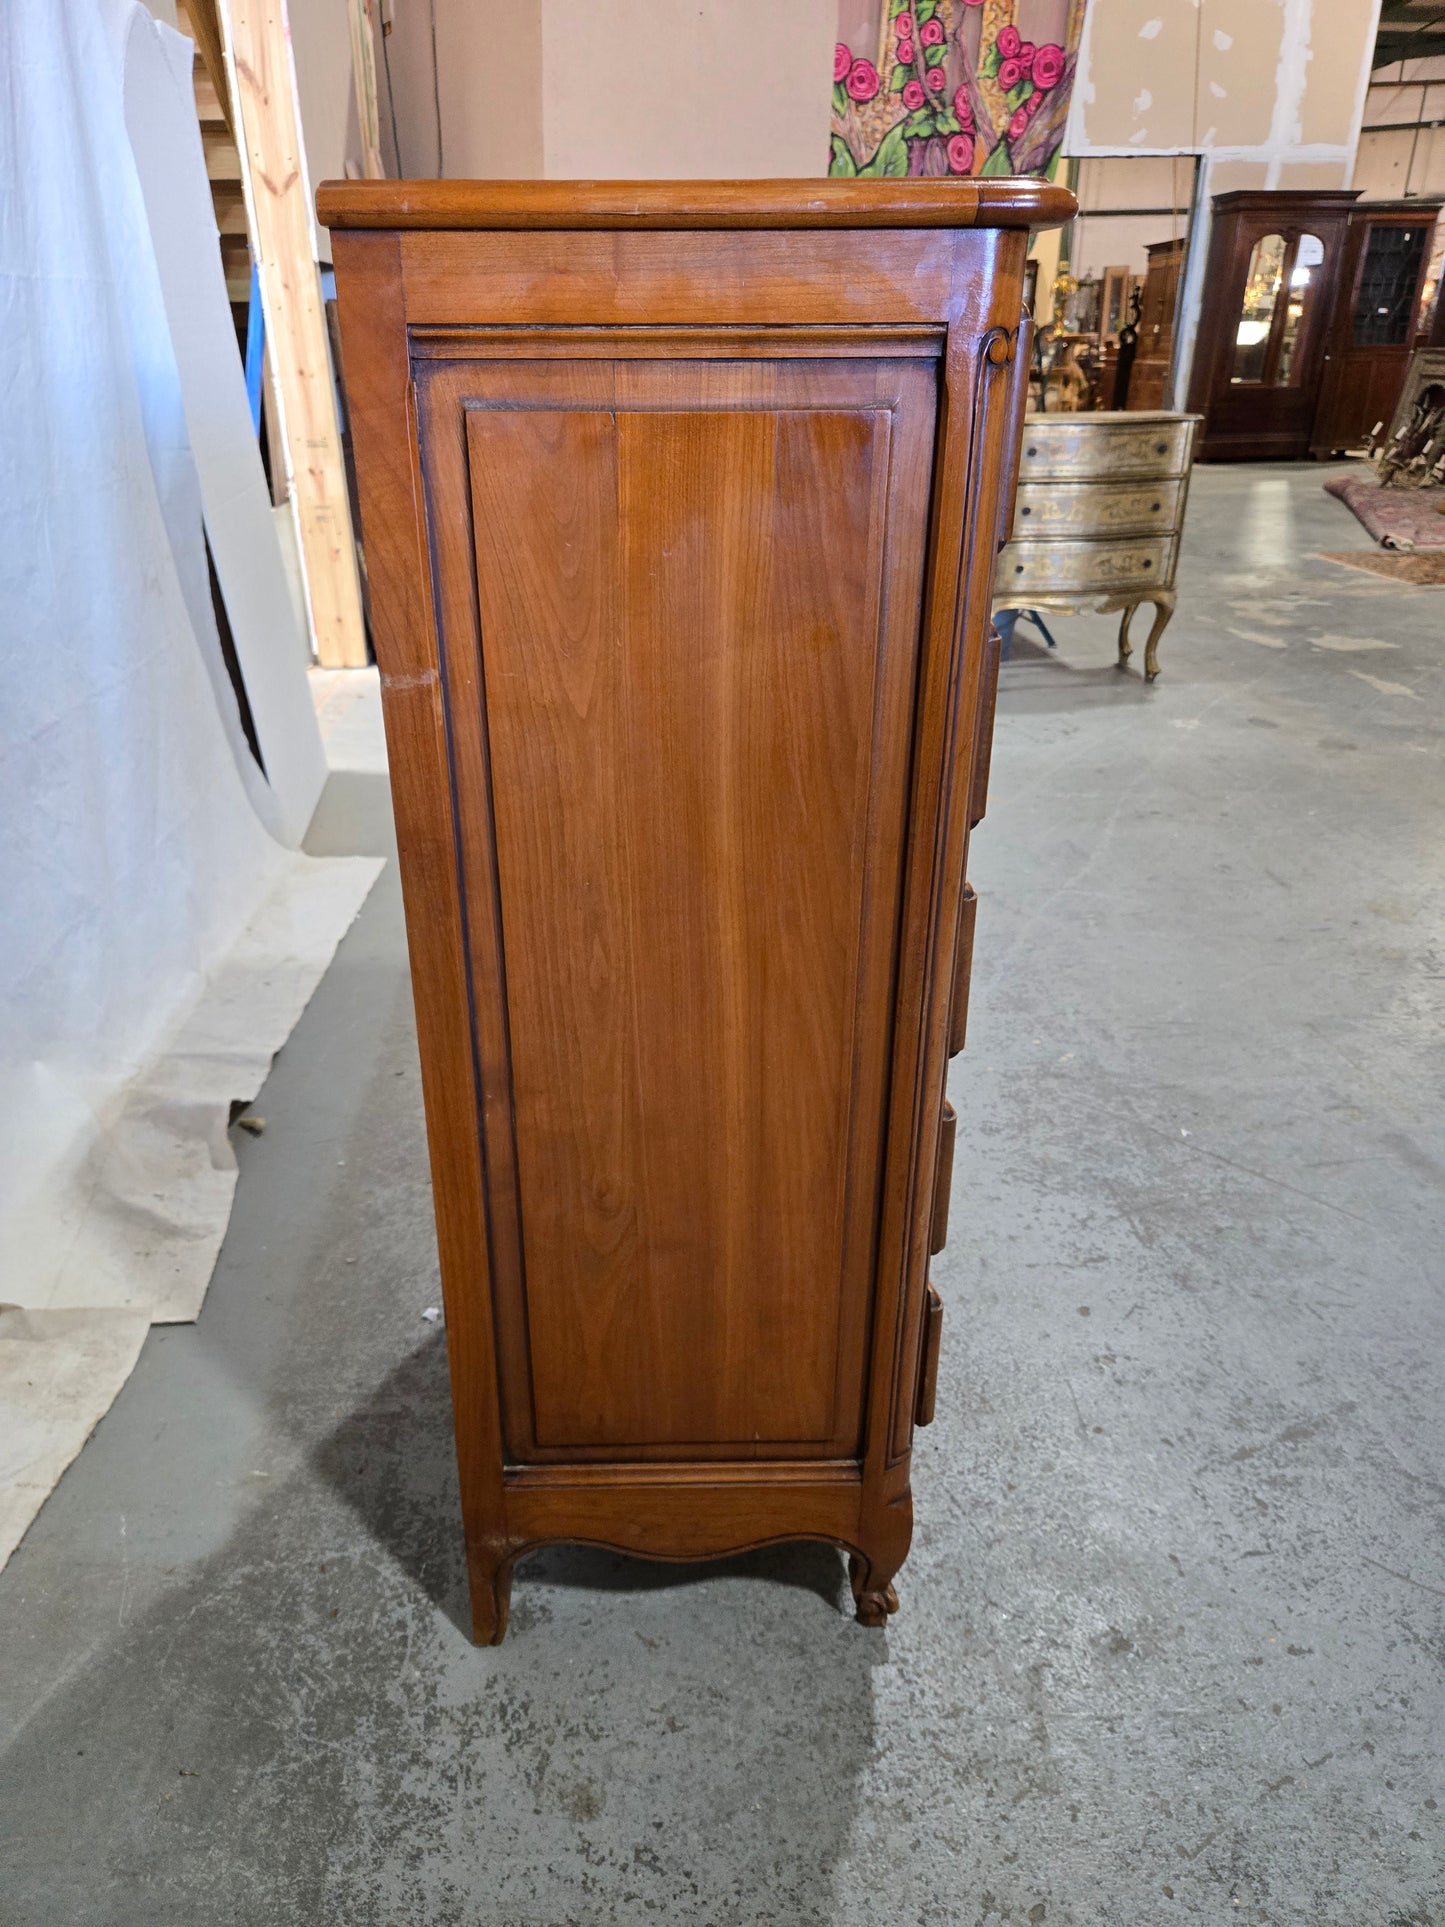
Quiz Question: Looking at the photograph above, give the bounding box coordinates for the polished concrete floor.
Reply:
[3,466,1443,1925]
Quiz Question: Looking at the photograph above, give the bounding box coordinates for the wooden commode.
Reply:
[319,177,1075,1643]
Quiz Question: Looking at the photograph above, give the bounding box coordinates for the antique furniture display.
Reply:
[1187,189,1357,460]
[1125,236,1186,411]
[320,177,1074,1644]
[1312,199,1443,456]
[1374,347,1445,488]
[993,410,1200,679]
[1099,264,1134,346]
[1032,271,1105,412]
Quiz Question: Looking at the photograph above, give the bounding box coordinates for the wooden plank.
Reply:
[200,125,243,183]
[221,0,368,667]
[344,0,385,180]
[179,0,234,139]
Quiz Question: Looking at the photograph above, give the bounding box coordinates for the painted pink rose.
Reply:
[894,10,915,37]
[1008,104,1030,140]
[846,57,881,102]
[902,77,926,109]
[834,41,852,83]
[898,38,915,64]
[997,55,1024,89]
[947,132,975,174]
[997,24,1022,58]
[1016,41,1036,70]
[920,17,945,45]
[953,83,975,128]
[1026,87,1045,116]
[926,64,946,90]
[1031,42,1065,89]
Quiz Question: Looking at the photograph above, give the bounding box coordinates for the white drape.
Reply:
[0,0,380,1565]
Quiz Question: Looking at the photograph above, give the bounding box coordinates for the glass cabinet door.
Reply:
[1232,233,1285,382]
[1278,233,1324,383]
[1352,224,1429,346]
[1230,230,1326,387]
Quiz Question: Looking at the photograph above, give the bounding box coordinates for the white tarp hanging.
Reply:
[124,5,330,847]
[0,0,381,1569]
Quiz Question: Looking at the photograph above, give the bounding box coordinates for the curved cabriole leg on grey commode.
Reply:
[1118,593,1176,681]
[1117,602,1135,666]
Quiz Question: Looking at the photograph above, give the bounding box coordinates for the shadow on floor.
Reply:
[998,627,1164,710]
[312,1329,851,1642]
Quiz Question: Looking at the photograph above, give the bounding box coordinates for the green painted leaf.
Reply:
[924,43,946,66]
[980,137,1013,178]
[934,109,960,135]
[1005,80,1035,110]
[829,133,859,177]
[902,109,936,138]
[980,46,999,78]
[916,0,939,18]
[859,122,911,177]
[891,65,910,91]
[832,82,848,116]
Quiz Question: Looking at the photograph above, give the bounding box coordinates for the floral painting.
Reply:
[830,0,1085,180]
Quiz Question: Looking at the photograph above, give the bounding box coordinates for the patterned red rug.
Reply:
[1323,472,1445,550]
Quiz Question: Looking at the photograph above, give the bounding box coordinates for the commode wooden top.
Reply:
[317,177,1077,232]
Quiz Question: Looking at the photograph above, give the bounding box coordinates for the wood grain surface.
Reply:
[317,175,1076,231]
[321,185,1073,1641]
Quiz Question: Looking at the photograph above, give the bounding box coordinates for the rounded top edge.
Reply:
[315,177,1077,234]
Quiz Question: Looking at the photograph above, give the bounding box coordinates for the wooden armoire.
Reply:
[320,178,1074,1643]
[1186,189,1358,460]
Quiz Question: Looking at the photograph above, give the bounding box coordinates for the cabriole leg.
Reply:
[468,1546,516,1646]
[847,1550,903,1627]
[1141,593,1175,681]
[1117,600,1137,666]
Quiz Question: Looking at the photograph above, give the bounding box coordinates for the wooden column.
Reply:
[221,0,368,667]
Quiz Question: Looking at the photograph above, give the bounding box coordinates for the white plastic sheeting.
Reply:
[124,6,330,846]
[0,0,381,1568]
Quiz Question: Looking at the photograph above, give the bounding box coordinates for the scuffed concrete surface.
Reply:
[2,466,1443,1924]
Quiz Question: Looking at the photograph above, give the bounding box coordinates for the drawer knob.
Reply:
[1020,504,1032,515]
[1151,500,1161,512]
[1155,441,1168,453]
[1143,558,1153,569]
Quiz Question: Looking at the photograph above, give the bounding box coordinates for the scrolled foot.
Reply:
[847,1552,901,1627]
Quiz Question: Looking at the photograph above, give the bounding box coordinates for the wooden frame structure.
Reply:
[218,0,370,667]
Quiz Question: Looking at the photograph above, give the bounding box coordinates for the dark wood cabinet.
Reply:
[1312,199,1443,455]
[1125,237,1186,411]
[319,177,1073,1643]
[1187,189,1358,460]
